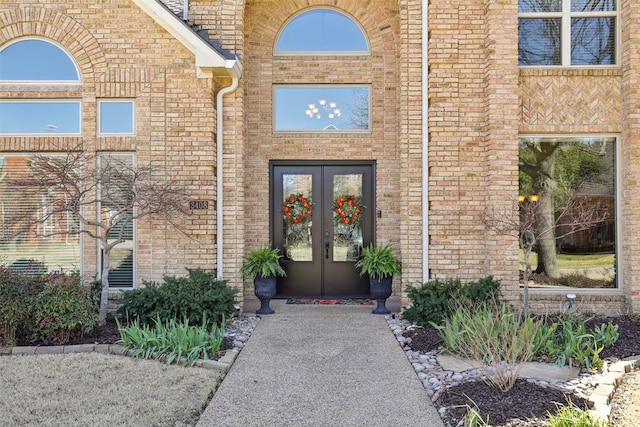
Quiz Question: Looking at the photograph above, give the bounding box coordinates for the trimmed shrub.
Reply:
[402,276,502,326]
[0,267,33,346]
[118,268,237,328]
[7,258,47,275]
[1,268,97,346]
[30,272,98,346]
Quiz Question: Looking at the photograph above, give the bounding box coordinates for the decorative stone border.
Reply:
[588,356,640,423]
[0,344,240,374]
[387,315,640,424]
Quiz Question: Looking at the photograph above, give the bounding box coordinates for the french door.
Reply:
[271,163,375,297]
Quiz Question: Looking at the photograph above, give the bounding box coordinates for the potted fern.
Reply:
[355,243,402,314]
[240,244,286,314]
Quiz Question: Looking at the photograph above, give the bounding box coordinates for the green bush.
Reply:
[118,268,237,327]
[116,314,225,366]
[30,272,98,346]
[7,258,47,275]
[0,267,37,346]
[1,268,97,346]
[402,276,502,326]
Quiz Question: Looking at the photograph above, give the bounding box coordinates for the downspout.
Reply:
[216,77,240,280]
[422,1,430,282]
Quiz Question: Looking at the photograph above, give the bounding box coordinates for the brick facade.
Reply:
[1,0,638,315]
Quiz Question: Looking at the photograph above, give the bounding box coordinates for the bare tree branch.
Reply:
[7,149,191,324]
[484,196,608,315]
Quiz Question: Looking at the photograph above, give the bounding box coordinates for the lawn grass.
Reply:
[519,251,615,270]
[0,352,223,426]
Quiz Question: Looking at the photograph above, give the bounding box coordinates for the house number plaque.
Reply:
[189,201,209,210]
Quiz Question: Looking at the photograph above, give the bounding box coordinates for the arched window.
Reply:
[0,38,81,135]
[0,38,80,81]
[275,8,369,54]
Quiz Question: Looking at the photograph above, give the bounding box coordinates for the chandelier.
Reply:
[305,99,341,120]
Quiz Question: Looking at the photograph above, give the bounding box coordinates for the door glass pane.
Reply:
[283,174,313,261]
[332,174,363,262]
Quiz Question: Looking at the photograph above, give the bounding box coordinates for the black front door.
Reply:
[272,162,375,297]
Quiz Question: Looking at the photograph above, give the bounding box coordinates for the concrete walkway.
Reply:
[197,301,444,427]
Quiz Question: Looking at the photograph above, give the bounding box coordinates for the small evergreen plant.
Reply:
[355,243,401,280]
[240,244,286,279]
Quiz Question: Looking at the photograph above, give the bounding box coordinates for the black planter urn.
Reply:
[254,275,277,314]
[369,276,393,315]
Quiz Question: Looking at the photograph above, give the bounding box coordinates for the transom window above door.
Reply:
[274,86,370,132]
[275,8,369,54]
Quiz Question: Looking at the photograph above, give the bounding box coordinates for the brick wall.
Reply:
[0,1,221,288]
[2,0,638,314]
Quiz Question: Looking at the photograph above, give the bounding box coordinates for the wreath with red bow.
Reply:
[333,194,364,225]
[283,193,312,225]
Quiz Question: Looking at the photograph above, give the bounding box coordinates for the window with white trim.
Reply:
[0,38,80,81]
[275,8,369,54]
[0,101,81,135]
[98,153,135,288]
[98,100,135,135]
[0,38,82,136]
[518,0,617,66]
[0,154,81,273]
[518,136,617,289]
[274,86,370,132]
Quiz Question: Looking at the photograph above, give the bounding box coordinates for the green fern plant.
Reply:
[240,244,286,279]
[355,243,401,280]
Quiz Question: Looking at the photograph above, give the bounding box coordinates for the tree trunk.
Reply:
[98,248,110,326]
[531,147,561,279]
[534,191,560,278]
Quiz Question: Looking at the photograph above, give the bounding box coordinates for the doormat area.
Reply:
[286,298,374,305]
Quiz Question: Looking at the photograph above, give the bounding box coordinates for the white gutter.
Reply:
[422,0,430,282]
[216,77,240,280]
[132,0,243,278]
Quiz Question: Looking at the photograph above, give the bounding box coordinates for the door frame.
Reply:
[269,160,377,297]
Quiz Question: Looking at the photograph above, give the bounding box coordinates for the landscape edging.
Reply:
[587,356,640,423]
[0,344,238,373]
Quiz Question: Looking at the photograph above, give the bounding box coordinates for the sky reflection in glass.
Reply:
[274,86,369,131]
[276,9,368,53]
[0,102,81,135]
[0,39,79,81]
[99,101,135,134]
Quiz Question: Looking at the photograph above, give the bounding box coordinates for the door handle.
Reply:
[325,241,330,259]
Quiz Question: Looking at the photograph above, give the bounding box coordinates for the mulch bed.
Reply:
[404,315,640,427]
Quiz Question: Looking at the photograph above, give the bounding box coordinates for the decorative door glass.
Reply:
[282,174,313,261]
[332,174,364,262]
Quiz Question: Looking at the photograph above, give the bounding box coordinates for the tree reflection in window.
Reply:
[518,0,617,66]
